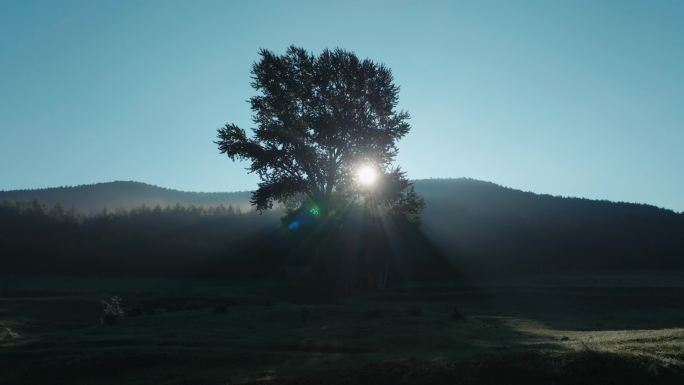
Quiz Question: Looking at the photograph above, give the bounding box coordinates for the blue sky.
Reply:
[1,0,683,211]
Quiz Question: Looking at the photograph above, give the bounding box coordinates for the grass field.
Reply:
[1,272,683,384]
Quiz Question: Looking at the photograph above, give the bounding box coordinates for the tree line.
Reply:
[0,200,279,277]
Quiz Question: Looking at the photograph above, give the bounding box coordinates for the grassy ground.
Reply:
[1,273,683,384]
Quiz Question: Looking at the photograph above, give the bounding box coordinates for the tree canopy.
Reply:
[217,46,423,223]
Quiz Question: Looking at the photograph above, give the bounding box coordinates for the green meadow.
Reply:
[1,272,683,384]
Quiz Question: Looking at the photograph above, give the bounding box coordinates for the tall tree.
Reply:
[217,46,423,223]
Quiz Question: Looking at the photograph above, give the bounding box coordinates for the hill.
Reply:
[416,179,684,273]
[0,181,252,214]
[1,178,682,275]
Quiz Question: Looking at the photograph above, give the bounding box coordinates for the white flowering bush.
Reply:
[101,296,126,324]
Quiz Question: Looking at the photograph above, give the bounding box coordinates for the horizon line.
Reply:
[1,178,681,214]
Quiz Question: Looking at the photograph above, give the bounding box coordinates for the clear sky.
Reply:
[1,0,682,211]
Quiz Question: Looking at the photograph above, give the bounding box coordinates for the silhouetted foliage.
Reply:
[216,46,423,223]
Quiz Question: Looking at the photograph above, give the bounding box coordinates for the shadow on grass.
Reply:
[2,276,684,385]
[255,349,682,385]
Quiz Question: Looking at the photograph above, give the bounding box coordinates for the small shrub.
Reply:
[127,306,143,317]
[451,306,464,321]
[183,299,207,311]
[407,305,422,316]
[101,296,126,324]
[0,327,20,341]
[300,308,311,324]
[366,308,384,319]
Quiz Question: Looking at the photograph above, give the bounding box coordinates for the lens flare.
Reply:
[356,165,377,186]
[288,220,300,231]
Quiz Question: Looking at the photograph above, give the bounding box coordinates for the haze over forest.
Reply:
[2,178,682,277]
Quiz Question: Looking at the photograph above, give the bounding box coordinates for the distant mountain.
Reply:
[0,181,252,214]
[415,178,684,273]
[2,178,682,274]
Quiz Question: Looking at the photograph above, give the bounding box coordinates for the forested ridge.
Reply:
[1,179,682,276]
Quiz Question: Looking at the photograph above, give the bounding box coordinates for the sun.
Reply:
[356,165,377,187]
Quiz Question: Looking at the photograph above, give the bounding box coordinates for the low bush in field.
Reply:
[100,296,126,325]
[0,327,20,341]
